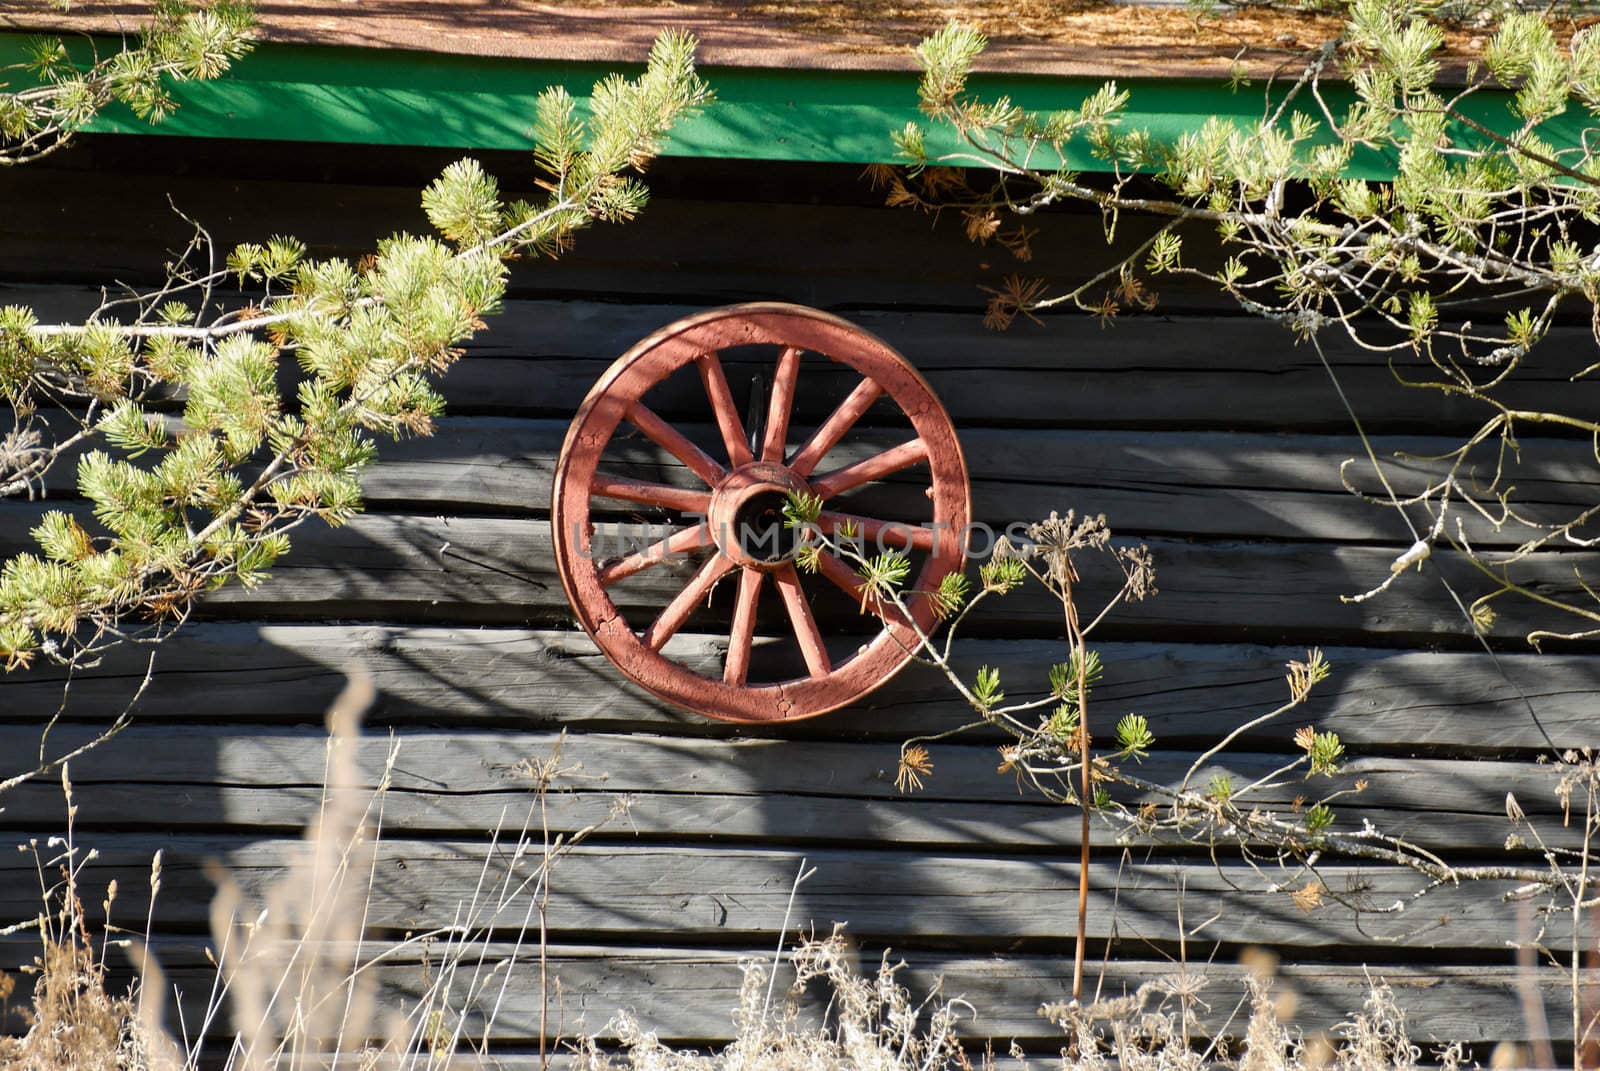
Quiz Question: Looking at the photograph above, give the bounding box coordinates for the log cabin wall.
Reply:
[1,135,1594,1061]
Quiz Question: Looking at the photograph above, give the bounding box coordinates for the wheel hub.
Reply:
[708,461,809,570]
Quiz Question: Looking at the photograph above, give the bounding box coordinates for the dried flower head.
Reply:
[1022,510,1104,589]
[0,425,45,496]
[980,274,1047,331]
[1115,543,1157,601]
[963,207,1001,244]
[896,745,934,794]
[1291,880,1326,913]
[1286,649,1330,703]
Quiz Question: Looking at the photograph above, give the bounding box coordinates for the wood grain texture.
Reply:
[2,625,1585,751]
[30,411,1598,547]
[0,836,1565,953]
[2,500,1584,644]
[0,938,1568,1048]
[6,941,1574,1048]
[0,176,1553,324]
[12,287,1600,436]
[0,174,1230,310]
[0,723,1577,854]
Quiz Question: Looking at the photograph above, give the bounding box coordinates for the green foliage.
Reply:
[0,32,711,672]
[0,305,40,403]
[1044,701,1079,745]
[1303,801,1335,834]
[1114,712,1155,762]
[931,570,970,618]
[899,10,1600,644]
[1298,725,1346,777]
[421,159,503,248]
[856,550,911,605]
[98,401,168,457]
[782,490,824,528]
[914,22,988,115]
[1049,647,1102,700]
[978,556,1027,594]
[971,664,1004,711]
[0,1,257,164]
[1145,230,1182,274]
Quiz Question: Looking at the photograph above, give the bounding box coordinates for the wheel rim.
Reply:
[551,302,972,723]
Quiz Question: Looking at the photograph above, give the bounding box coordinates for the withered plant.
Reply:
[785,496,1587,1047]
[0,673,629,1070]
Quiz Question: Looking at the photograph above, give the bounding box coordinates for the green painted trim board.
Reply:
[0,35,1583,177]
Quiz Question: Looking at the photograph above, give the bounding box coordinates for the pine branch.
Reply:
[896,10,1600,643]
[0,30,712,674]
[0,1,258,165]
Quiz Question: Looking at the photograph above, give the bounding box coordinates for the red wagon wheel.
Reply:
[551,302,971,723]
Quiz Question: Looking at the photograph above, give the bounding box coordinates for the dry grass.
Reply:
[0,673,614,1071]
[0,764,178,1071]
[0,887,164,1071]
[0,678,1485,1071]
[572,929,974,1071]
[572,928,1463,1071]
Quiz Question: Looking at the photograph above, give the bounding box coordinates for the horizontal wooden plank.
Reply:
[0,724,1572,855]
[0,157,1559,334]
[346,422,1600,549]
[1,940,1567,1049]
[19,724,1565,818]
[0,836,1565,953]
[28,413,1596,547]
[2,500,1586,644]
[12,288,1600,436]
[0,175,1240,312]
[441,303,1600,437]
[2,625,1587,753]
[28,412,1598,548]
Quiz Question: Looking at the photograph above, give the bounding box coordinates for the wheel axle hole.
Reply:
[732,490,798,563]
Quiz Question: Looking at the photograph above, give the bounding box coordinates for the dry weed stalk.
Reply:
[0,666,1551,1068]
[572,927,974,1071]
[573,927,1465,1071]
[0,672,628,1070]
[787,502,1597,1055]
[0,766,176,1071]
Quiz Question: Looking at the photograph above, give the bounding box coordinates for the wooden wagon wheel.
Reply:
[551,302,971,723]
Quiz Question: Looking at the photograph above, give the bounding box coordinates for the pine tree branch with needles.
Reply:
[890,6,1600,647]
[0,30,711,687]
[1,0,258,166]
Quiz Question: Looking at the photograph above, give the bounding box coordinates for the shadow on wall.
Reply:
[1,144,1597,1055]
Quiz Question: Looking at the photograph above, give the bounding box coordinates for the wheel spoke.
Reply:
[774,563,831,678]
[788,377,883,476]
[591,473,712,514]
[599,523,714,586]
[642,554,735,652]
[762,346,802,463]
[695,352,754,468]
[627,403,727,486]
[723,568,764,685]
[814,551,910,627]
[817,511,937,552]
[809,439,929,499]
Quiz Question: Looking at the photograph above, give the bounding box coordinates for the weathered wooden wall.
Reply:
[2,136,1594,1061]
